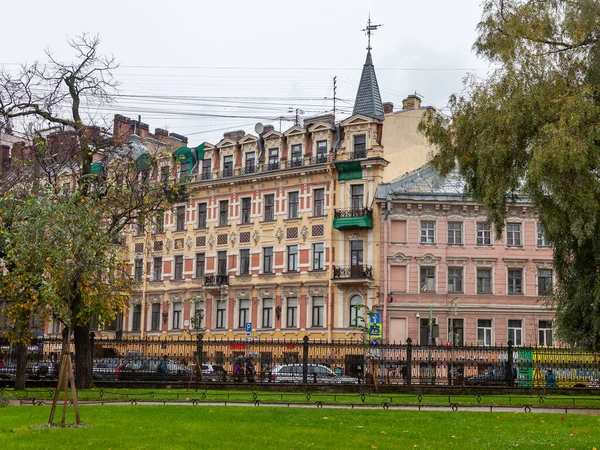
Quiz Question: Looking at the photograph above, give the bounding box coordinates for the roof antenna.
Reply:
[361,13,383,52]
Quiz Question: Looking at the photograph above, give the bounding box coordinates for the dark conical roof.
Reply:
[352,51,384,120]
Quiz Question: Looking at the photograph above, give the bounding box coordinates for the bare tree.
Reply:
[1,35,125,389]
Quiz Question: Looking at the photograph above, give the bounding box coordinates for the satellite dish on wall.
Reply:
[254,122,265,135]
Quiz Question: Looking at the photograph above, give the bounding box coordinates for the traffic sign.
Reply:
[245,322,252,333]
[370,312,381,324]
[369,323,382,338]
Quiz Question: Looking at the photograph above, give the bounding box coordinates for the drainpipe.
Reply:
[382,192,393,343]
[327,164,335,343]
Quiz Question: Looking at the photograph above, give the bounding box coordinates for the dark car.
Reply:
[26,361,58,380]
[0,362,16,381]
[465,365,511,386]
[116,359,191,381]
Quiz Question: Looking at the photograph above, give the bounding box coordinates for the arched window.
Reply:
[349,296,363,327]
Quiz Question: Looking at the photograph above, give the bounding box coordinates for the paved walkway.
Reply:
[13,399,600,415]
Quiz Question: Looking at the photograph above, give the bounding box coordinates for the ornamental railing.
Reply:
[204,274,229,286]
[350,148,367,159]
[5,337,600,387]
[332,265,373,280]
[334,207,373,219]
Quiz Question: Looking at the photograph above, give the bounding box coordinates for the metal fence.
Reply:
[1,336,599,388]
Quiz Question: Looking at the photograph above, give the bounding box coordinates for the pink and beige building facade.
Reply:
[377,165,555,347]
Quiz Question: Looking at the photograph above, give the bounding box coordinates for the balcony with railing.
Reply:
[333,207,373,230]
[332,265,373,282]
[189,154,331,183]
[204,274,229,288]
[349,148,368,160]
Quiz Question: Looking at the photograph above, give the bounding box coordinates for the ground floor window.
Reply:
[507,319,523,346]
[477,319,493,346]
[538,320,553,346]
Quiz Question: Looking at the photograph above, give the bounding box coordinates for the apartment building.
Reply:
[377,165,555,346]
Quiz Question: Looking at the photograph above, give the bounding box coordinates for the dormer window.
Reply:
[291,144,303,168]
[316,140,328,163]
[245,152,256,173]
[268,148,279,171]
[160,166,170,183]
[353,135,366,159]
[223,155,233,177]
[201,159,211,180]
[180,162,190,180]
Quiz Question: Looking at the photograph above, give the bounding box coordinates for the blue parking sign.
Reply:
[370,312,381,324]
[245,322,252,333]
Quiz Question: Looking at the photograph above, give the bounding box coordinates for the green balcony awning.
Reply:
[90,162,105,175]
[334,160,363,181]
[135,153,152,171]
[333,215,373,230]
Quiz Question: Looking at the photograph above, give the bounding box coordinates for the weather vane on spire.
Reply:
[362,14,383,52]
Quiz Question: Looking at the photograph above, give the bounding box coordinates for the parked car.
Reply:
[25,361,59,380]
[93,358,121,381]
[116,359,191,381]
[201,364,227,382]
[465,365,511,386]
[0,362,16,381]
[269,364,358,384]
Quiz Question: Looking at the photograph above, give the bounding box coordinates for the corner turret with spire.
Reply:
[352,16,384,121]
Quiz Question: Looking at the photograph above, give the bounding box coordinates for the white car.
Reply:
[269,364,358,384]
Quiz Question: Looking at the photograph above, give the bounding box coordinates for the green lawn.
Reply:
[1,405,599,449]
[5,387,600,409]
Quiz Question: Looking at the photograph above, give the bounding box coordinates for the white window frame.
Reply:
[419,266,436,293]
[507,319,523,346]
[537,223,549,247]
[476,222,491,246]
[508,268,523,294]
[477,318,493,346]
[506,222,522,247]
[447,222,463,245]
[538,320,554,346]
[420,221,436,244]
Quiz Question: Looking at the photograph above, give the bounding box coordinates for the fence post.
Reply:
[197,333,204,367]
[507,340,514,387]
[302,336,309,384]
[89,332,95,358]
[406,337,412,386]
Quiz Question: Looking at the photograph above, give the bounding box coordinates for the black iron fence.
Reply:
[1,337,599,387]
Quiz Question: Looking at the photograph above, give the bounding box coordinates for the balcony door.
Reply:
[351,185,364,212]
[350,241,363,277]
[217,251,227,275]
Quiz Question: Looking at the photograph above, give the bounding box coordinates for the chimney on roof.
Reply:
[263,125,275,134]
[169,132,188,144]
[402,94,422,110]
[155,128,169,138]
[223,130,246,141]
[303,113,334,129]
[383,102,394,114]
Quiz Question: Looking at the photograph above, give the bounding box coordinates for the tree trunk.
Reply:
[14,343,27,390]
[74,324,92,389]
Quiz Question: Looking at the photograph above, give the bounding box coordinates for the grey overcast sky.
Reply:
[2,0,488,146]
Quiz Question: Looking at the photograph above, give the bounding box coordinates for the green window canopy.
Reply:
[333,215,373,230]
[90,161,105,176]
[173,144,205,176]
[135,153,152,172]
[334,160,363,181]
